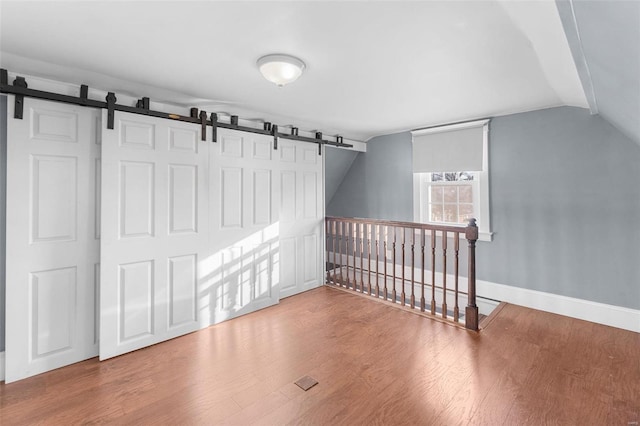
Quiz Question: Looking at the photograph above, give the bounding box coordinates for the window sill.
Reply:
[415,225,493,243]
[478,231,493,242]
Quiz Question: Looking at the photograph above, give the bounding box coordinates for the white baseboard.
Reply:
[477,280,640,333]
[0,351,5,382]
[327,251,640,333]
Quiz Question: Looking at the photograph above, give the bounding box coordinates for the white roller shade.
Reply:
[412,120,488,172]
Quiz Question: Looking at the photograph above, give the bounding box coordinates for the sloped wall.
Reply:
[324,146,358,208]
[327,131,413,221]
[558,0,640,145]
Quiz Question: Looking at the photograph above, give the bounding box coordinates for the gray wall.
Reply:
[1,96,6,351]
[327,131,413,221]
[324,146,358,208]
[328,106,640,310]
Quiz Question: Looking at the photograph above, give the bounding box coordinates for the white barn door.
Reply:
[5,97,100,382]
[278,139,324,298]
[208,129,280,323]
[99,111,208,360]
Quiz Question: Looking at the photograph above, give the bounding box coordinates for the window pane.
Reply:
[443,203,458,222]
[445,172,457,181]
[443,186,457,203]
[430,185,443,202]
[430,203,443,222]
[459,172,474,181]
[431,172,443,182]
[458,185,473,203]
[459,204,474,223]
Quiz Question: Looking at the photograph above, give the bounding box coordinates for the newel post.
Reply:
[465,218,479,331]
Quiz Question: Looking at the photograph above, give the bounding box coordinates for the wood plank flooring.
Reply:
[1,286,638,425]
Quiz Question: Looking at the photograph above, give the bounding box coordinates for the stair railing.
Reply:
[325,216,479,330]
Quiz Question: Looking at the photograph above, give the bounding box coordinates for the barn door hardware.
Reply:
[199,110,207,141]
[106,92,117,129]
[316,132,323,155]
[80,85,89,105]
[135,97,150,110]
[12,76,28,119]
[272,124,278,150]
[0,68,354,151]
[210,112,218,142]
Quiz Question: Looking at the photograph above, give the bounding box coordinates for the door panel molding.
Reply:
[100,111,207,360]
[5,97,99,383]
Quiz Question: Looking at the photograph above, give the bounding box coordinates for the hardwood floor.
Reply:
[1,286,638,425]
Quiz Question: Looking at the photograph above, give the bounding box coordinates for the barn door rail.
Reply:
[0,68,352,153]
[325,216,479,331]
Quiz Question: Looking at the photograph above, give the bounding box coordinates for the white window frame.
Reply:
[412,121,493,242]
[418,172,479,224]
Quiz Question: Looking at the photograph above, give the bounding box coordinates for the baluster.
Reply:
[442,230,448,319]
[375,224,380,298]
[454,232,460,322]
[421,229,426,312]
[401,227,406,306]
[347,222,352,290]
[345,222,350,288]
[337,221,341,286]
[410,228,415,309]
[350,222,355,289]
[352,222,357,291]
[431,230,436,315]
[367,223,372,295]
[331,220,338,284]
[326,219,330,284]
[392,227,397,303]
[383,226,388,300]
[338,221,346,287]
[359,222,364,292]
[333,220,342,286]
[345,221,350,288]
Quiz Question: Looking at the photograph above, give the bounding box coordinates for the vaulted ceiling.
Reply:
[557,0,640,144]
[0,1,636,143]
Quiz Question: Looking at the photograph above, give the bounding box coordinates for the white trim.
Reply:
[477,231,493,242]
[411,119,490,136]
[477,280,640,333]
[413,174,493,241]
[0,352,5,382]
[412,121,492,241]
[478,124,491,238]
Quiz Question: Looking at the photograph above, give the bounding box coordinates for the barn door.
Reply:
[278,139,324,298]
[99,111,208,360]
[4,97,100,383]
[208,128,280,323]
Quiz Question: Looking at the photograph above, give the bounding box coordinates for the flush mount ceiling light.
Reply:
[257,54,306,87]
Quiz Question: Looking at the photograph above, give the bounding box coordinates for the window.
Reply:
[411,120,492,241]
[420,171,477,225]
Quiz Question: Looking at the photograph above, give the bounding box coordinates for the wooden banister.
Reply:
[465,218,479,331]
[325,216,480,331]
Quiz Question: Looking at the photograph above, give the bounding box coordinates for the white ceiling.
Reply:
[0,1,587,141]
